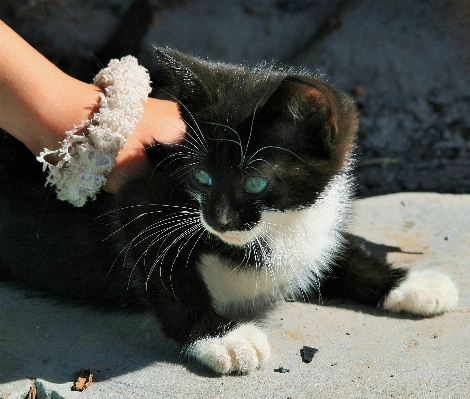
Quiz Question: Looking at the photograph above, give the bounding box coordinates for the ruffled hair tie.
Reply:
[37,56,151,207]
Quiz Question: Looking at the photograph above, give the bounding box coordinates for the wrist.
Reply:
[0,21,102,156]
[38,56,153,206]
[33,79,102,161]
[103,98,184,193]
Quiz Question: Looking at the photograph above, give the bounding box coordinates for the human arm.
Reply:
[0,20,184,194]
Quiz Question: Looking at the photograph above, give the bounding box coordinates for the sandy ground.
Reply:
[1,193,469,398]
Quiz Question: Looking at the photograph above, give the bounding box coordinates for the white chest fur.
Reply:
[197,172,353,317]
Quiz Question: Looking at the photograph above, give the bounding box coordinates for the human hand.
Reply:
[102,98,184,193]
[0,20,184,197]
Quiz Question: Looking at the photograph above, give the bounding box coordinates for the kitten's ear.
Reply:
[152,47,210,111]
[272,77,358,167]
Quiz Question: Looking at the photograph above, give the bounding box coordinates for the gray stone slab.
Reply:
[141,0,343,65]
[2,0,469,197]
[1,193,469,398]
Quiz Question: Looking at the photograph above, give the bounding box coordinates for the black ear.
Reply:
[265,76,358,168]
[152,47,210,112]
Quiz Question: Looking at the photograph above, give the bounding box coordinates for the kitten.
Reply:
[0,48,458,375]
[115,48,458,373]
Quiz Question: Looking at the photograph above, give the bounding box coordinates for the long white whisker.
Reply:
[117,209,200,264]
[184,228,207,269]
[166,224,205,296]
[137,216,200,291]
[204,122,244,167]
[106,212,185,278]
[103,211,164,241]
[246,159,287,184]
[153,151,196,170]
[179,113,207,152]
[97,203,199,219]
[175,143,206,161]
[244,94,267,165]
[146,219,201,284]
[180,123,208,158]
[247,145,313,167]
[168,162,199,180]
[208,137,244,167]
[154,86,208,152]
[204,121,240,139]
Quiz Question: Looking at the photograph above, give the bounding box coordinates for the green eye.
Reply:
[193,169,212,186]
[245,176,270,194]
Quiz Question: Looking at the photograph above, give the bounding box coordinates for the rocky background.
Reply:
[1,0,469,197]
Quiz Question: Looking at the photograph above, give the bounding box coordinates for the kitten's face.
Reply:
[143,48,358,247]
[182,100,333,246]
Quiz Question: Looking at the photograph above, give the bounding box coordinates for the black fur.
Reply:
[0,48,407,353]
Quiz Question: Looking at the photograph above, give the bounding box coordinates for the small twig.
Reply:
[71,368,93,392]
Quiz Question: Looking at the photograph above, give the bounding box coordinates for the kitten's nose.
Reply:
[207,216,233,233]
[205,198,237,232]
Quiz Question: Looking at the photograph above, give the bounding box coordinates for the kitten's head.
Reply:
[146,48,358,246]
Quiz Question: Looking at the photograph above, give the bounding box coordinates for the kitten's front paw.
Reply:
[383,270,458,316]
[188,324,270,374]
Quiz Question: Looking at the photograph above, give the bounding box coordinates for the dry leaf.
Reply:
[27,381,37,399]
[71,368,93,392]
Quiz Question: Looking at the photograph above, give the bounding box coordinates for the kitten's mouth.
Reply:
[218,231,248,246]
[200,214,254,246]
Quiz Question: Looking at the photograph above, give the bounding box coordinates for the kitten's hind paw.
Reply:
[187,324,270,374]
[383,270,458,316]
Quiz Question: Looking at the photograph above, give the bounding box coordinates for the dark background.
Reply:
[1,0,469,197]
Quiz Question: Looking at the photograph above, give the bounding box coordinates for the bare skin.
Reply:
[0,20,184,194]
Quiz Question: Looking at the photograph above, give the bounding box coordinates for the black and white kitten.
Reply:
[0,48,458,374]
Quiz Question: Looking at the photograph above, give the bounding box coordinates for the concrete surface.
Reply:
[1,193,469,399]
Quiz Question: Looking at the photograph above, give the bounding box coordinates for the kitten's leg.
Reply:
[187,323,270,374]
[117,184,270,374]
[145,277,270,374]
[382,269,458,316]
[319,233,458,316]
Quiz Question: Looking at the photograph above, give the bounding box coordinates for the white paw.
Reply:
[187,324,271,374]
[383,270,458,316]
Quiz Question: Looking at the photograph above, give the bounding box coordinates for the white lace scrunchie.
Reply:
[37,56,152,207]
